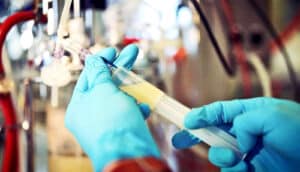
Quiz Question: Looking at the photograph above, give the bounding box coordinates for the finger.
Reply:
[75,47,116,92]
[113,44,139,70]
[171,130,201,149]
[221,161,248,172]
[184,97,281,129]
[138,103,151,119]
[84,48,117,89]
[208,147,240,167]
[232,109,269,153]
[93,47,117,63]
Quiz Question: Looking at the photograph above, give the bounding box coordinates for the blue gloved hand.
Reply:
[172,97,300,172]
[65,44,160,171]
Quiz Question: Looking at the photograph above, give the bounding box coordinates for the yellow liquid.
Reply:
[120,81,164,109]
[49,155,93,172]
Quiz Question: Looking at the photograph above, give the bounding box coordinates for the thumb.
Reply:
[172,130,201,149]
[84,47,117,90]
[138,103,151,119]
[113,44,139,70]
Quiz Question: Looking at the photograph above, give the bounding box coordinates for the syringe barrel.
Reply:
[111,67,244,159]
[155,95,244,158]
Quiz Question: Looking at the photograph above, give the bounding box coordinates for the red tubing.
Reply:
[0,11,46,172]
[0,95,19,172]
[220,0,252,97]
[270,9,300,53]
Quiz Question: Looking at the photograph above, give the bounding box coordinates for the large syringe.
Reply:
[60,39,245,159]
[111,66,244,159]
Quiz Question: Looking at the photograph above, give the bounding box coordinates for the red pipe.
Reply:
[220,0,252,97]
[0,94,19,172]
[270,9,300,53]
[0,11,46,172]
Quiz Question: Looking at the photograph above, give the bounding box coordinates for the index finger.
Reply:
[74,47,117,92]
[184,97,281,129]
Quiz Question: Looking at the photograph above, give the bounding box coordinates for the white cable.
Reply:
[47,0,55,35]
[57,0,72,38]
[74,0,80,18]
[248,53,272,97]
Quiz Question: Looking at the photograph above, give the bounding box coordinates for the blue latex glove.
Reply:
[172,97,300,172]
[65,45,160,171]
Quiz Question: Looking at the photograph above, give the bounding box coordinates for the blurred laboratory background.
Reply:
[0,0,299,171]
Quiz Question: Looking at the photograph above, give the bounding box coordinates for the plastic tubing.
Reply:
[74,0,80,18]
[57,0,72,38]
[248,53,272,97]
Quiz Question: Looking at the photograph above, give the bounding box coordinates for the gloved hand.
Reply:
[65,45,160,171]
[172,97,300,172]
